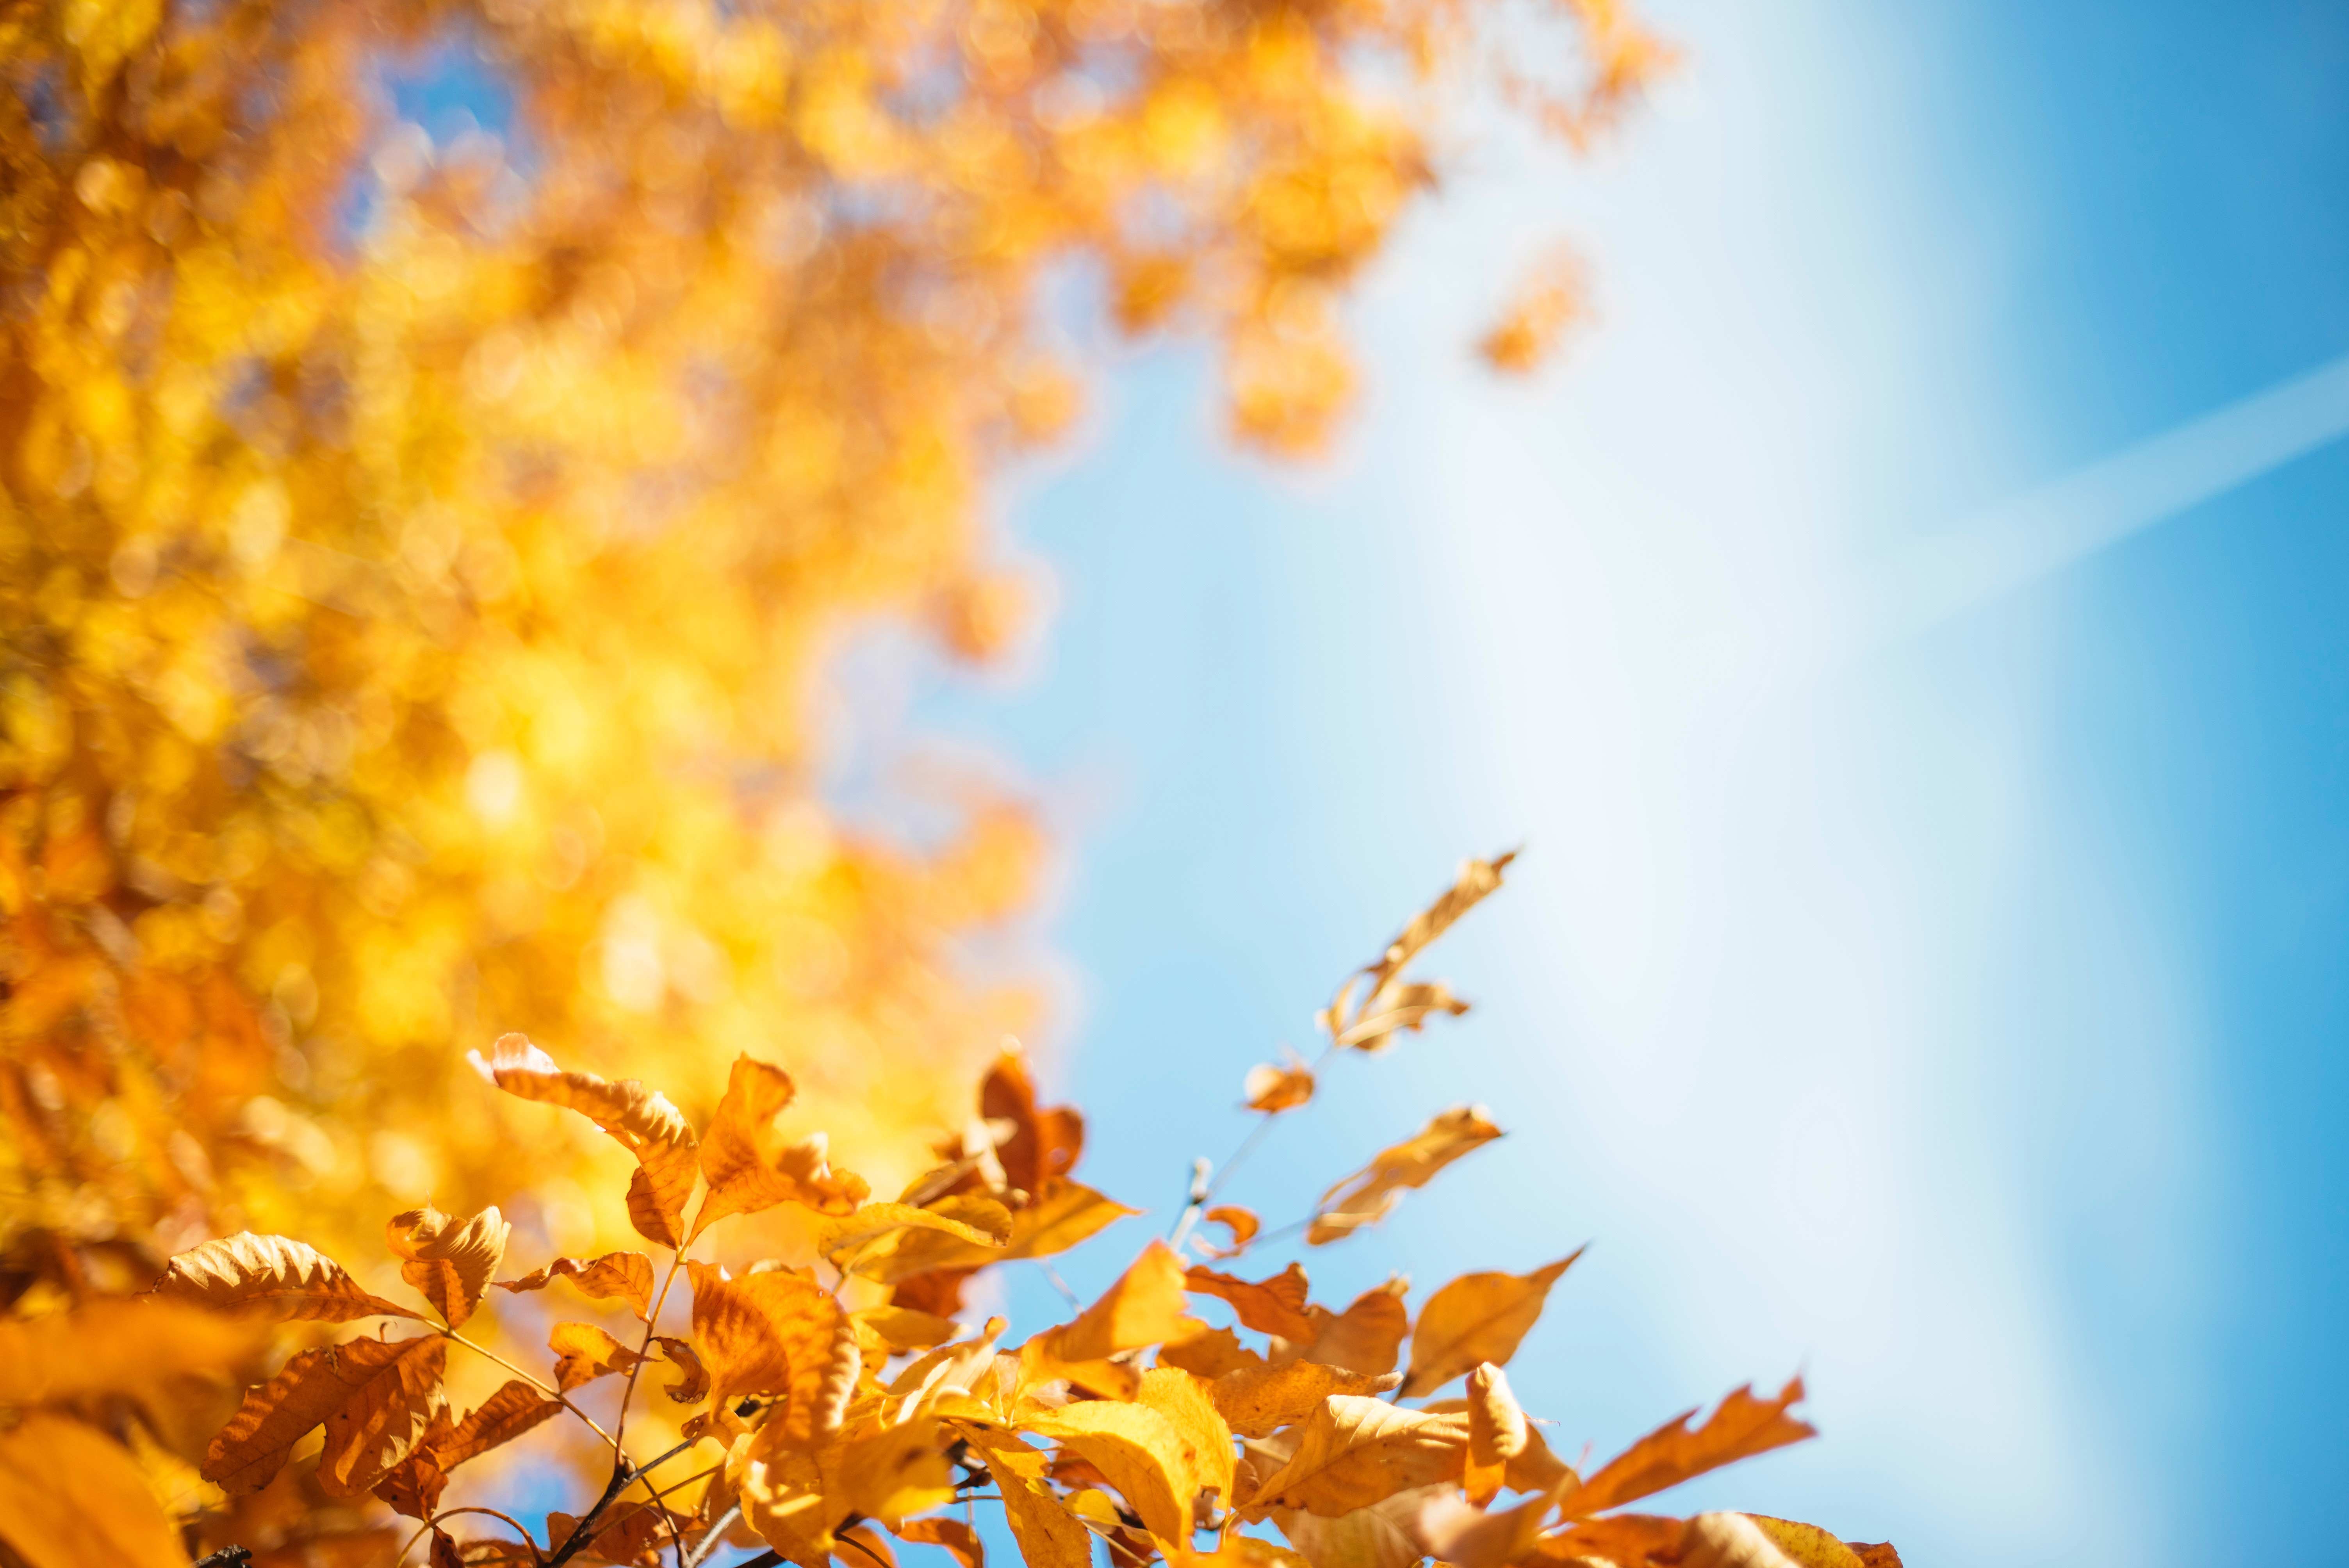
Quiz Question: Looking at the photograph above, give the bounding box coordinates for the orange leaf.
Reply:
[982,1048,1086,1195]
[1200,1206,1261,1260]
[855,1180,1135,1285]
[1400,1250,1581,1397]
[384,1204,510,1329]
[891,1517,984,1568]
[0,1414,192,1568]
[151,1233,420,1323]
[469,1034,699,1249]
[438,1380,562,1467]
[204,1335,445,1496]
[694,1055,871,1239]
[550,1321,647,1392]
[1304,1279,1410,1375]
[1211,1360,1398,1439]
[1025,1240,1203,1398]
[1185,1261,1317,1344]
[1158,1326,1265,1382]
[688,1260,851,1444]
[314,1337,450,1498]
[1241,1395,1466,1518]
[497,1251,656,1320]
[1306,1107,1502,1246]
[1572,1377,1815,1515]
[1242,1055,1314,1114]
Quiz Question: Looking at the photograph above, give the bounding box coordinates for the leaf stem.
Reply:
[441,1329,618,1449]
[681,1504,742,1568]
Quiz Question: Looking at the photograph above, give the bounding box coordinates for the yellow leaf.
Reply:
[854,1305,962,1354]
[203,1335,446,1496]
[151,1232,420,1322]
[1332,982,1470,1053]
[856,1180,1135,1285]
[1678,1513,1868,1568]
[695,1055,872,1240]
[1399,1250,1581,1398]
[1212,1361,1400,1440]
[1571,1377,1816,1516]
[1304,1279,1410,1375]
[1055,1240,1203,1363]
[1166,1537,1314,1568]
[1307,1107,1502,1246]
[497,1251,658,1320]
[468,1033,699,1249]
[1021,1397,1196,1543]
[1739,1516,1873,1568]
[385,1203,511,1329]
[834,1415,956,1522]
[689,1260,852,1443]
[1200,1206,1262,1260]
[978,1445,1093,1568]
[550,1321,648,1391]
[1352,851,1515,1003]
[1400,1481,1576,1568]
[1463,1363,1574,1504]
[1242,1055,1314,1114]
[1241,1396,1466,1519]
[0,1299,264,1407]
[0,1413,189,1568]
[1137,1365,1238,1510]
[820,1199,1013,1274]
[1185,1261,1318,1343]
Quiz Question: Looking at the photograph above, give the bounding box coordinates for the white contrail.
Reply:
[1868,347,2349,644]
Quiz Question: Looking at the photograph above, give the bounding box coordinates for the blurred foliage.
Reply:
[0,0,1660,1315]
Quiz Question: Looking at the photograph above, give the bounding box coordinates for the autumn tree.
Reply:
[0,0,1663,1306]
[3,855,1904,1568]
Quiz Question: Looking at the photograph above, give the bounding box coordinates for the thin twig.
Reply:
[1169,1037,1340,1253]
[1034,1260,1082,1310]
[442,1329,618,1449]
[681,1504,743,1568]
[431,1506,544,1560]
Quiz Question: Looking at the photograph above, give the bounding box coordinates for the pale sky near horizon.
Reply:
[851,3,2349,1564]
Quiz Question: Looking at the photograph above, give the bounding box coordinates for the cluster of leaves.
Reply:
[0,0,1669,1319]
[0,857,1900,1568]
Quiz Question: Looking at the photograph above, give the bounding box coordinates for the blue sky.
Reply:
[842,2,2349,1563]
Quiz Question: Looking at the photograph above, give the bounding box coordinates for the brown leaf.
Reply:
[695,1055,872,1239]
[1243,1055,1315,1114]
[551,1321,648,1391]
[1159,1326,1265,1382]
[1242,1396,1467,1518]
[1848,1544,1905,1568]
[204,1335,446,1496]
[1571,1377,1815,1515]
[439,1380,563,1467]
[373,1437,451,1521]
[1211,1361,1399,1439]
[890,1517,984,1568]
[385,1204,511,1329]
[1304,1279,1410,1376]
[982,1048,1086,1195]
[469,1033,699,1248]
[0,1413,195,1568]
[1186,1261,1318,1344]
[497,1252,657,1320]
[1351,851,1516,1004]
[1307,1107,1502,1246]
[688,1260,851,1443]
[891,1267,980,1317]
[1400,1250,1582,1397]
[653,1336,711,1404]
[151,1232,421,1322]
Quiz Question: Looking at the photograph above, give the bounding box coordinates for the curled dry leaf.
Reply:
[496,1251,657,1320]
[1358,851,1517,1002]
[550,1321,647,1391]
[1307,1106,1503,1246]
[469,1033,700,1248]
[1400,1249,1583,1397]
[1186,1261,1319,1344]
[1465,1363,1576,1504]
[1572,1377,1815,1516]
[688,1260,850,1443]
[385,1204,510,1329]
[151,1232,421,1322]
[1200,1205,1261,1260]
[438,1381,563,1468]
[653,1335,711,1404]
[890,1516,985,1568]
[1334,981,1472,1053]
[1242,1396,1469,1519]
[205,1334,447,1497]
[695,1055,872,1240]
[1243,1055,1315,1114]
[1211,1361,1401,1440]
[1679,1513,1877,1568]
